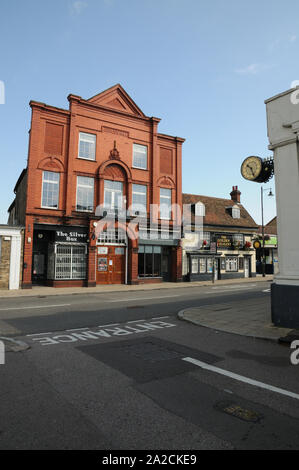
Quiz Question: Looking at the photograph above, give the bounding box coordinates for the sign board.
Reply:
[216,234,233,248]
[98,247,108,255]
[55,227,88,243]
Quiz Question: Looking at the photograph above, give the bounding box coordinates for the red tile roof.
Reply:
[183,193,258,230]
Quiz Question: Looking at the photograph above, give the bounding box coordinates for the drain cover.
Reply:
[215,401,262,423]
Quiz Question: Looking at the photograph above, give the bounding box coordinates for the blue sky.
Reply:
[0,0,297,226]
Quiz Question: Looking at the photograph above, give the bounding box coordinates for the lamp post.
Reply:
[260,186,274,277]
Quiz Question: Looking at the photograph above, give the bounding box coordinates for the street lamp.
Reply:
[260,186,274,277]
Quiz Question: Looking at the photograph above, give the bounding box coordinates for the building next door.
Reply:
[96,246,125,284]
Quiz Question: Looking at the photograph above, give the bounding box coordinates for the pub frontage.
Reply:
[182,187,258,282]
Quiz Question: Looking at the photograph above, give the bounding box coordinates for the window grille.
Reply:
[55,245,87,279]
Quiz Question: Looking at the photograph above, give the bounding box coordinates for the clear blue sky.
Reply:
[1,0,297,226]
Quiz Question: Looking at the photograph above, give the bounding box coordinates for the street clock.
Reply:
[241,156,274,183]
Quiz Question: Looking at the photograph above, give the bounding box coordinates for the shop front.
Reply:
[32,224,88,287]
[182,231,255,281]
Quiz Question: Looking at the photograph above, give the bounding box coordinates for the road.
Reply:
[0,280,299,450]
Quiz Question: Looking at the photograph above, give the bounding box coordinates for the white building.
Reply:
[265,87,299,327]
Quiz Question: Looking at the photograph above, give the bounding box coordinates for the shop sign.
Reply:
[216,234,233,248]
[265,236,277,246]
[98,247,108,254]
[55,227,88,243]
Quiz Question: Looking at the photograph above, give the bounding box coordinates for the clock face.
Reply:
[241,156,263,181]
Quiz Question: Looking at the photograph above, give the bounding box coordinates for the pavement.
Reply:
[0,274,272,298]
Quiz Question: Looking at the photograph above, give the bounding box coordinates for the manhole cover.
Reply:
[215,401,262,423]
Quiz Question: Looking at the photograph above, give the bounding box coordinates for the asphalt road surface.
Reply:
[1,281,299,450]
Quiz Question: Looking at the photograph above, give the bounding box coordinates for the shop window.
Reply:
[133,144,147,169]
[207,258,214,273]
[199,257,206,273]
[226,256,238,272]
[50,244,87,280]
[191,258,198,274]
[42,171,60,209]
[78,132,96,160]
[76,176,94,212]
[138,245,162,277]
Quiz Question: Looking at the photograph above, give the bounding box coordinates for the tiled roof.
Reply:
[182,193,258,229]
[258,216,277,235]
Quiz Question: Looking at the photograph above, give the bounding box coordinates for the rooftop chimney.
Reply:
[230,185,241,203]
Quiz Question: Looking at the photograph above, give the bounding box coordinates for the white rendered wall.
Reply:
[265,88,299,287]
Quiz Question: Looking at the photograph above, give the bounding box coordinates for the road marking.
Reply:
[67,327,90,332]
[98,323,120,328]
[108,295,180,302]
[207,287,255,294]
[26,319,177,346]
[0,304,71,311]
[183,357,299,401]
[211,284,256,289]
[27,332,55,337]
[263,289,271,293]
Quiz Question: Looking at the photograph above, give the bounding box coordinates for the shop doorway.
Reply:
[32,230,52,285]
[97,246,125,284]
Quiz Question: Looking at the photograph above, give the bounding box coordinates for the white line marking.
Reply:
[108,295,180,303]
[183,357,299,401]
[67,328,90,332]
[98,323,120,328]
[263,289,271,293]
[151,316,170,320]
[207,287,255,294]
[27,332,54,337]
[0,304,70,311]
[127,319,145,324]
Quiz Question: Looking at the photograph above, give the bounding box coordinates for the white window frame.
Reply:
[160,188,172,220]
[76,176,94,212]
[132,143,147,170]
[232,206,240,219]
[41,171,60,209]
[104,180,123,210]
[78,132,96,161]
[225,256,238,272]
[132,184,147,214]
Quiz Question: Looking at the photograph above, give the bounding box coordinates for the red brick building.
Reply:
[8,84,184,288]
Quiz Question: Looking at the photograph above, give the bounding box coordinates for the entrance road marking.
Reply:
[183,357,299,401]
[0,304,71,311]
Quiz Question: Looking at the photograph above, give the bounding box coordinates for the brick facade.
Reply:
[9,84,184,288]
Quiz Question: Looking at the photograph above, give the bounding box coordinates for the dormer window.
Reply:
[232,205,240,219]
[195,201,205,217]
